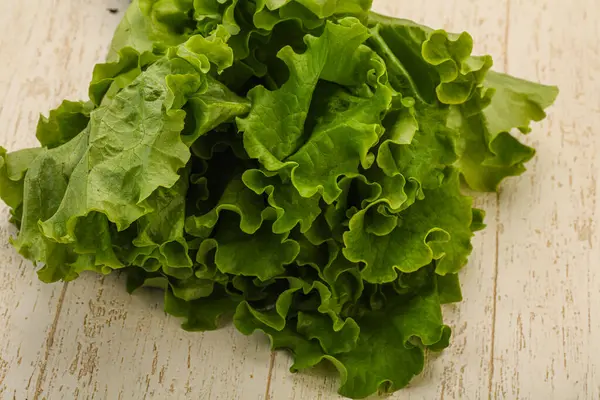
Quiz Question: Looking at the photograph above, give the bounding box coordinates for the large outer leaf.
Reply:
[37,59,195,241]
[453,71,559,191]
[7,36,247,282]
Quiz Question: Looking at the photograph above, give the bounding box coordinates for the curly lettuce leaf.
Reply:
[343,169,475,282]
[367,12,492,105]
[0,147,44,211]
[235,269,450,398]
[334,283,450,397]
[376,96,459,200]
[128,171,194,278]
[183,76,250,145]
[185,174,267,237]
[36,100,94,148]
[453,71,559,191]
[166,288,241,331]
[237,18,379,170]
[108,0,197,60]
[243,169,322,234]
[197,212,300,281]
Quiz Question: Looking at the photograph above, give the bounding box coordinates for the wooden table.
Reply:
[0,0,597,399]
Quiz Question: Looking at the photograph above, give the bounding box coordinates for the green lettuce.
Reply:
[0,0,557,398]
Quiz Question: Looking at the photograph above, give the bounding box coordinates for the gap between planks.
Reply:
[264,350,277,400]
[33,282,69,400]
[488,1,512,398]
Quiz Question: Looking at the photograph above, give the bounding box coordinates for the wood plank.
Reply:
[39,273,272,400]
[1,0,597,399]
[0,1,125,398]
[492,0,600,398]
[266,0,506,398]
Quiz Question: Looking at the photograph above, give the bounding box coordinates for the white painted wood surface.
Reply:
[0,0,597,399]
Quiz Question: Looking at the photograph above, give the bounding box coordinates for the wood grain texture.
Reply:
[491,0,600,398]
[40,274,271,400]
[0,0,597,399]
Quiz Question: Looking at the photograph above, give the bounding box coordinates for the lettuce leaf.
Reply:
[0,1,557,399]
[453,71,559,191]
